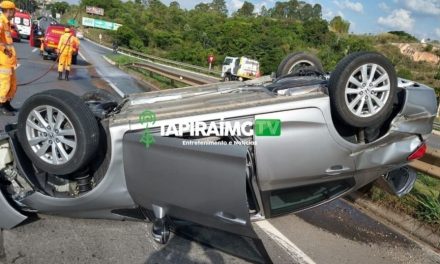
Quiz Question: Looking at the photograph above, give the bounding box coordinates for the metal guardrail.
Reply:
[85,35,221,77]
[118,47,222,77]
[434,121,440,131]
[128,62,213,86]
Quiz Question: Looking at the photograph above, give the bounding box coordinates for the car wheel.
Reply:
[43,55,48,60]
[328,52,397,128]
[223,75,231,82]
[276,52,324,78]
[17,90,100,175]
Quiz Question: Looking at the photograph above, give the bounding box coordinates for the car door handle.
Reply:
[325,166,351,176]
[215,212,247,226]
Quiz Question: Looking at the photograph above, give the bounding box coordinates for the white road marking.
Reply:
[95,69,125,98]
[102,55,116,66]
[32,48,38,53]
[78,51,87,62]
[256,220,316,264]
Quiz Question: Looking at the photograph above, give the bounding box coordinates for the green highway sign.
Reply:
[82,17,122,31]
[67,19,77,26]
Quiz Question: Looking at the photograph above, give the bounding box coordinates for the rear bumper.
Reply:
[44,47,78,57]
[44,47,57,56]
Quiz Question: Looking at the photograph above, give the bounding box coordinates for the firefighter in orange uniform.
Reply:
[0,1,17,115]
[57,28,76,81]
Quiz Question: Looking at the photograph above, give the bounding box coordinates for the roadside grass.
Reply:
[106,54,187,90]
[368,173,440,231]
[106,54,140,66]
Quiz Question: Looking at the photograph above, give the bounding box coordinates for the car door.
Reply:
[123,133,271,262]
[254,107,356,217]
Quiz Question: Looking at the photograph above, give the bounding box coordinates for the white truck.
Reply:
[221,56,260,81]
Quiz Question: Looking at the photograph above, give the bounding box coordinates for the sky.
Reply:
[66,0,440,40]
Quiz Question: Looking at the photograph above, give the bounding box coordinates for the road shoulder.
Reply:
[348,193,440,251]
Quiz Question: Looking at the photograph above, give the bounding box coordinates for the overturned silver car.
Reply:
[0,52,438,263]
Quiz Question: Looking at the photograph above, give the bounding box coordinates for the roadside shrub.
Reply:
[129,37,144,51]
[415,192,440,225]
[424,44,433,52]
[114,25,137,47]
[397,68,413,79]
[435,68,440,80]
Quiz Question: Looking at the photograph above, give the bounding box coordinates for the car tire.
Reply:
[328,52,397,128]
[223,74,231,82]
[276,52,324,78]
[43,55,48,60]
[17,90,100,175]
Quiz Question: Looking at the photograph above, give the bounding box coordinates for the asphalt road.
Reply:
[85,38,220,85]
[0,40,439,264]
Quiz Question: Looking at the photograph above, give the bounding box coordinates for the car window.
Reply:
[13,17,21,25]
[223,58,233,65]
[269,179,354,216]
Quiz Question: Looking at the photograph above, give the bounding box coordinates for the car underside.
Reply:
[0,52,437,262]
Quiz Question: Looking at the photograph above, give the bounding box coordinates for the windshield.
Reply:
[14,17,30,27]
[223,58,233,65]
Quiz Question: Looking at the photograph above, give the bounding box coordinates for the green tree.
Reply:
[210,0,228,15]
[47,1,70,17]
[15,0,38,12]
[194,3,210,12]
[388,31,418,42]
[329,16,350,35]
[260,5,269,17]
[312,4,322,18]
[236,1,255,17]
[169,1,180,9]
[303,18,330,46]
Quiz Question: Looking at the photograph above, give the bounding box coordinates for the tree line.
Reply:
[77,0,408,74]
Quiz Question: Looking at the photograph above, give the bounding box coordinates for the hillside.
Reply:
[63,0,440,95]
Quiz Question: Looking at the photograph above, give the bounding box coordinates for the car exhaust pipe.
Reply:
[377,166,418,197]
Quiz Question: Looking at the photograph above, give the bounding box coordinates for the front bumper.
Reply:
[0,188,27,229]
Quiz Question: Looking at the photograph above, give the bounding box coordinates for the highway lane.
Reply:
[0,40,439,264]
[0,41,108,128]
[79,40,152,95]
[83,38,220,85]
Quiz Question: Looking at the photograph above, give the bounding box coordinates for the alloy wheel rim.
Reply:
[25,105,77,165]
[344,63,391,118]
